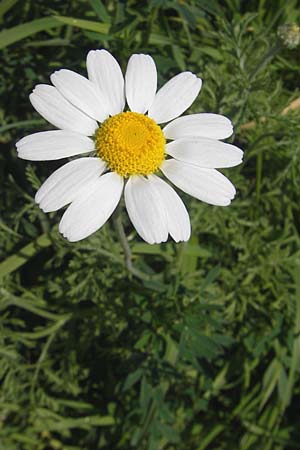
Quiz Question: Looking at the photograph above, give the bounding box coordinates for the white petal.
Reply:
[30,85,97,136]
[148,175,191,242]
[35,157,106,212]
[59,172,123,242]
[86,49,125,116]
[148,72,202,124]
[16,130,95,161]
[166,138,243,168]
[124,176,168,244]
[125,54,157,114]
[163,113,233,140]
[51,69,109,122]
[161,159,236,206]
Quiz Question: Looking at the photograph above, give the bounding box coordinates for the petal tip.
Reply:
[50,70,61,82]
[34,193,41,204]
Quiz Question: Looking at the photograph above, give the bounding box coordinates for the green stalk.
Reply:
[0,233,52,278]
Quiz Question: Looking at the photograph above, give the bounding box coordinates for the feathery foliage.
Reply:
[1,0,300,448]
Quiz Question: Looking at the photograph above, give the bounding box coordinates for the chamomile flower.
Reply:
[16,50,243,244]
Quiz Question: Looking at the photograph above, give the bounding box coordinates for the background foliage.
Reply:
[1,0,300,449]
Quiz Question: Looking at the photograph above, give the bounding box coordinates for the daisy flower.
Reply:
[16,50,243,244]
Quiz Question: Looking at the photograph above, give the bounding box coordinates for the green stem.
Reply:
[0,288,67,321]
[30,315,70,400]
[141,5,158,47]
[249,40,281,83]
[112,209,150,281]
[0,119,44,133]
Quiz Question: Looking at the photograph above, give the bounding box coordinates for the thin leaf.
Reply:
[88,0,111,22]
[52,15,110,34]
[123,368,143,391]
[0,233,52,278]
[0,17,63,49]
[0,0,17,21]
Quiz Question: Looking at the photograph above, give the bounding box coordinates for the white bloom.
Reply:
[16,50,243,244]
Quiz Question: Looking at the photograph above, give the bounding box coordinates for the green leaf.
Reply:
[164,334,179,367]
[157,423,180,443]
[0,14,110,50]
[180,237,201,275]
[148,32,172,45]
[0,0,17,21]
[34,411,115,430]
[123,368,143,391]
[278,366,288,404]
[139,376,152,413]
[134,330,152,350]
[52,15,110,34]
[194,0,223,16]
[199,264,221,292]
[10,434,40,446]
[171,45,186,71]
[197,424,225,450]
[0,17,62,49]
[88,0,111,22]
[0,119,44,133]
[0,233,52,278]
[260,358,281,410]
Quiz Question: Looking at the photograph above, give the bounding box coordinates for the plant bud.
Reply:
[278,23,300,49]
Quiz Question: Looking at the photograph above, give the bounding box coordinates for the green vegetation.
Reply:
[1,1,300,448]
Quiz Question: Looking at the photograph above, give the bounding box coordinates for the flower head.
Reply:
[16,50,243,244]
[278,23,300,49]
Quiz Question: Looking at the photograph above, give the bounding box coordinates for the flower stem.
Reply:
[112,208,150,281]
[249,39,281,83]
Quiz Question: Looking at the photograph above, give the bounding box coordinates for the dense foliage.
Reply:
[1,1,300,449]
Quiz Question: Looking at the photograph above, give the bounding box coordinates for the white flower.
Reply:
[16,50,243,244]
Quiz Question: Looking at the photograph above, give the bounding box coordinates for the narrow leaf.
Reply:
[52,15,110,34]
[0,233,52,278]
[0,0,17,21]
[0,17,62,49]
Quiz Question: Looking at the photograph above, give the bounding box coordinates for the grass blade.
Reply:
[0,17,63,49]
[0,233,52,278]
[0,0,17,21]
[52,15,109,34]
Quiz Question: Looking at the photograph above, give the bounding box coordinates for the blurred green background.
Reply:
[1,1,300,449]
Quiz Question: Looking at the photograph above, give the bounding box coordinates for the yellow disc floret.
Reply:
[96,112,166,177]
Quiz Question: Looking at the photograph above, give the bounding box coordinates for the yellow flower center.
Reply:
[96,112,166,177]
